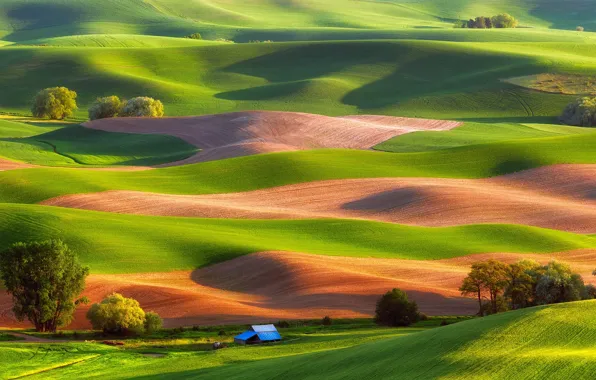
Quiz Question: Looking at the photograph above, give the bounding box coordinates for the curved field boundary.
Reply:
[83,111,462,165]
[41,164,596,233]
[1,250,594,328]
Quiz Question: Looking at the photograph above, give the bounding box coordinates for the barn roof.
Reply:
[251,324,278,332]
[235,331,257,341]
[256,331,281,341]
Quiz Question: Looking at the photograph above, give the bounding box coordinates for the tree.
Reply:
[120,97,164,118]
[87,293,146,334]
[88,96,123,120]
[31,87,78,120]
[577,26,585,32]
[504,260,541,309]
[0,240,89,332]
[559,97,596,127]
[491,13,519,29]
[185,33,202,39]
[459,266,485,315]
[375,288,421,327]
[475,260,509,314]
[144,311,163,333]
[535,261,587,304]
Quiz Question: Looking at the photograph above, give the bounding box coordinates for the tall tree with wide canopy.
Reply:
[0,240,89,332]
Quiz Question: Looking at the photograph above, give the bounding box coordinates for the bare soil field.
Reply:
[42,165,596,233]
[83,111,462,165]
[1,249,595,329]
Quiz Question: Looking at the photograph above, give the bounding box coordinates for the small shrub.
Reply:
[144,311,163,333]
[577,26,585,32]
[440,319,449,326]
[559,97,596,127]
[419,313,429,321]
[277,320,290,328]
[218,330,226,336]
[120,97,164,118]
[375,288,421,327]
[31,87,78,120]
[87,293,146,335]
[88,96,123,120]
[321,316,332,326]
[191,325,200,331]
[185,33,202,40]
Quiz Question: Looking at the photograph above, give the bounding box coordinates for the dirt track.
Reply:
[41,165,596,233]
[1,250,595,329]
[0,158,34,171]
[83,111,462,165]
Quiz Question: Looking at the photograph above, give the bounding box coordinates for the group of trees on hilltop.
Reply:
[0,240,161,334]
[31,87,164,121]
[460,259,595,316]
[560,97,596,127]
[455,13,519,29]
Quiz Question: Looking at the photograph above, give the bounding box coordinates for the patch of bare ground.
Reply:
[41,165,596,233]
[1,250,595,329]
[83,111,462,165]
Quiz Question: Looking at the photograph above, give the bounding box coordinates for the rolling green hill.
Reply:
[1,132,594,204]
[1,203,594,273]
[1,39,595,119]
[2,301,596,379]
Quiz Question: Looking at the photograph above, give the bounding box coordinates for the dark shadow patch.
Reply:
[342,188,422,212]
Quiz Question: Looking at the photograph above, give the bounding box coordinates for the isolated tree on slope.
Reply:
[375,288,421,327]
[87,293,162,334]
[0,240,89,332]
[120,97,164,118]
[88,96,123,120]
[31,87,78,120]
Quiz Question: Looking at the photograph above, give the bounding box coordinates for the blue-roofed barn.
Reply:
[234,324,282,345]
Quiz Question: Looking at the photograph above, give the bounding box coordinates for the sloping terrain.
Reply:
[84,111,461,164]
[41,164,596,233]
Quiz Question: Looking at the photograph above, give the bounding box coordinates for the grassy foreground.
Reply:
[0,203,594,273]
[2,301,595,379]
[1,132,595,204]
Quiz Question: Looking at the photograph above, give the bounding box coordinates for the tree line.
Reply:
[31,86,164,120]
[460,259,595,316]
[454,13,519,29]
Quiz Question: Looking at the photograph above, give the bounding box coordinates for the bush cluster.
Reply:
[455,13,518,29]
[184,33,202,40]
[559,97,596,127]
[87,293,163,335]
[89,96,164,120]
[375,288,421,327]
[460,259,594,316]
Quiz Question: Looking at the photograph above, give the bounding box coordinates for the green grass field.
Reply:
[1,203,594,273]
[2,301,595,379]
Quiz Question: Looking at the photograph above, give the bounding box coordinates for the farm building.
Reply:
[234,324,282,345]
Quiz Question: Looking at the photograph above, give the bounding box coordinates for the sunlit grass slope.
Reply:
[1,132,594,204]
[3,301,596,379]
[193,301,596,380]
[1,40,596,118]
[0,121,197,166]
[1,203,594,273]
[375,121,594,152]
[1,0,595,42]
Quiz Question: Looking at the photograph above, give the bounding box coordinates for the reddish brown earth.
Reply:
[1,250,595,329]
[41,165,596,233]
[0,158,34,171]
[83,111,462,165]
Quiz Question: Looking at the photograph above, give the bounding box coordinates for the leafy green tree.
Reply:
[459,266,485,315]
[535,261,587,304]
[504,260,541,309]
[559,97,596,127]
[375,288,421,327]
[87,293,146,334]
[0,240,89,332]
[120,97,164,118]
[31,87,78,120]
[185,33,202,40]
[491,13,519,28]
[144,311,163,333]
[88,96,124,120]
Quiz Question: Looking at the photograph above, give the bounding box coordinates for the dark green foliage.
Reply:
[144,311,163,333]
[462,14,518,29]
[31,87,78,120]
[560,97,596,127]
[0,240,89,332]
[322,316,332,326]
[277,320,290,328]
[375,289,421,327]
[184,33,202,40]
[88,96,123,120]
[461,259,593,316]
